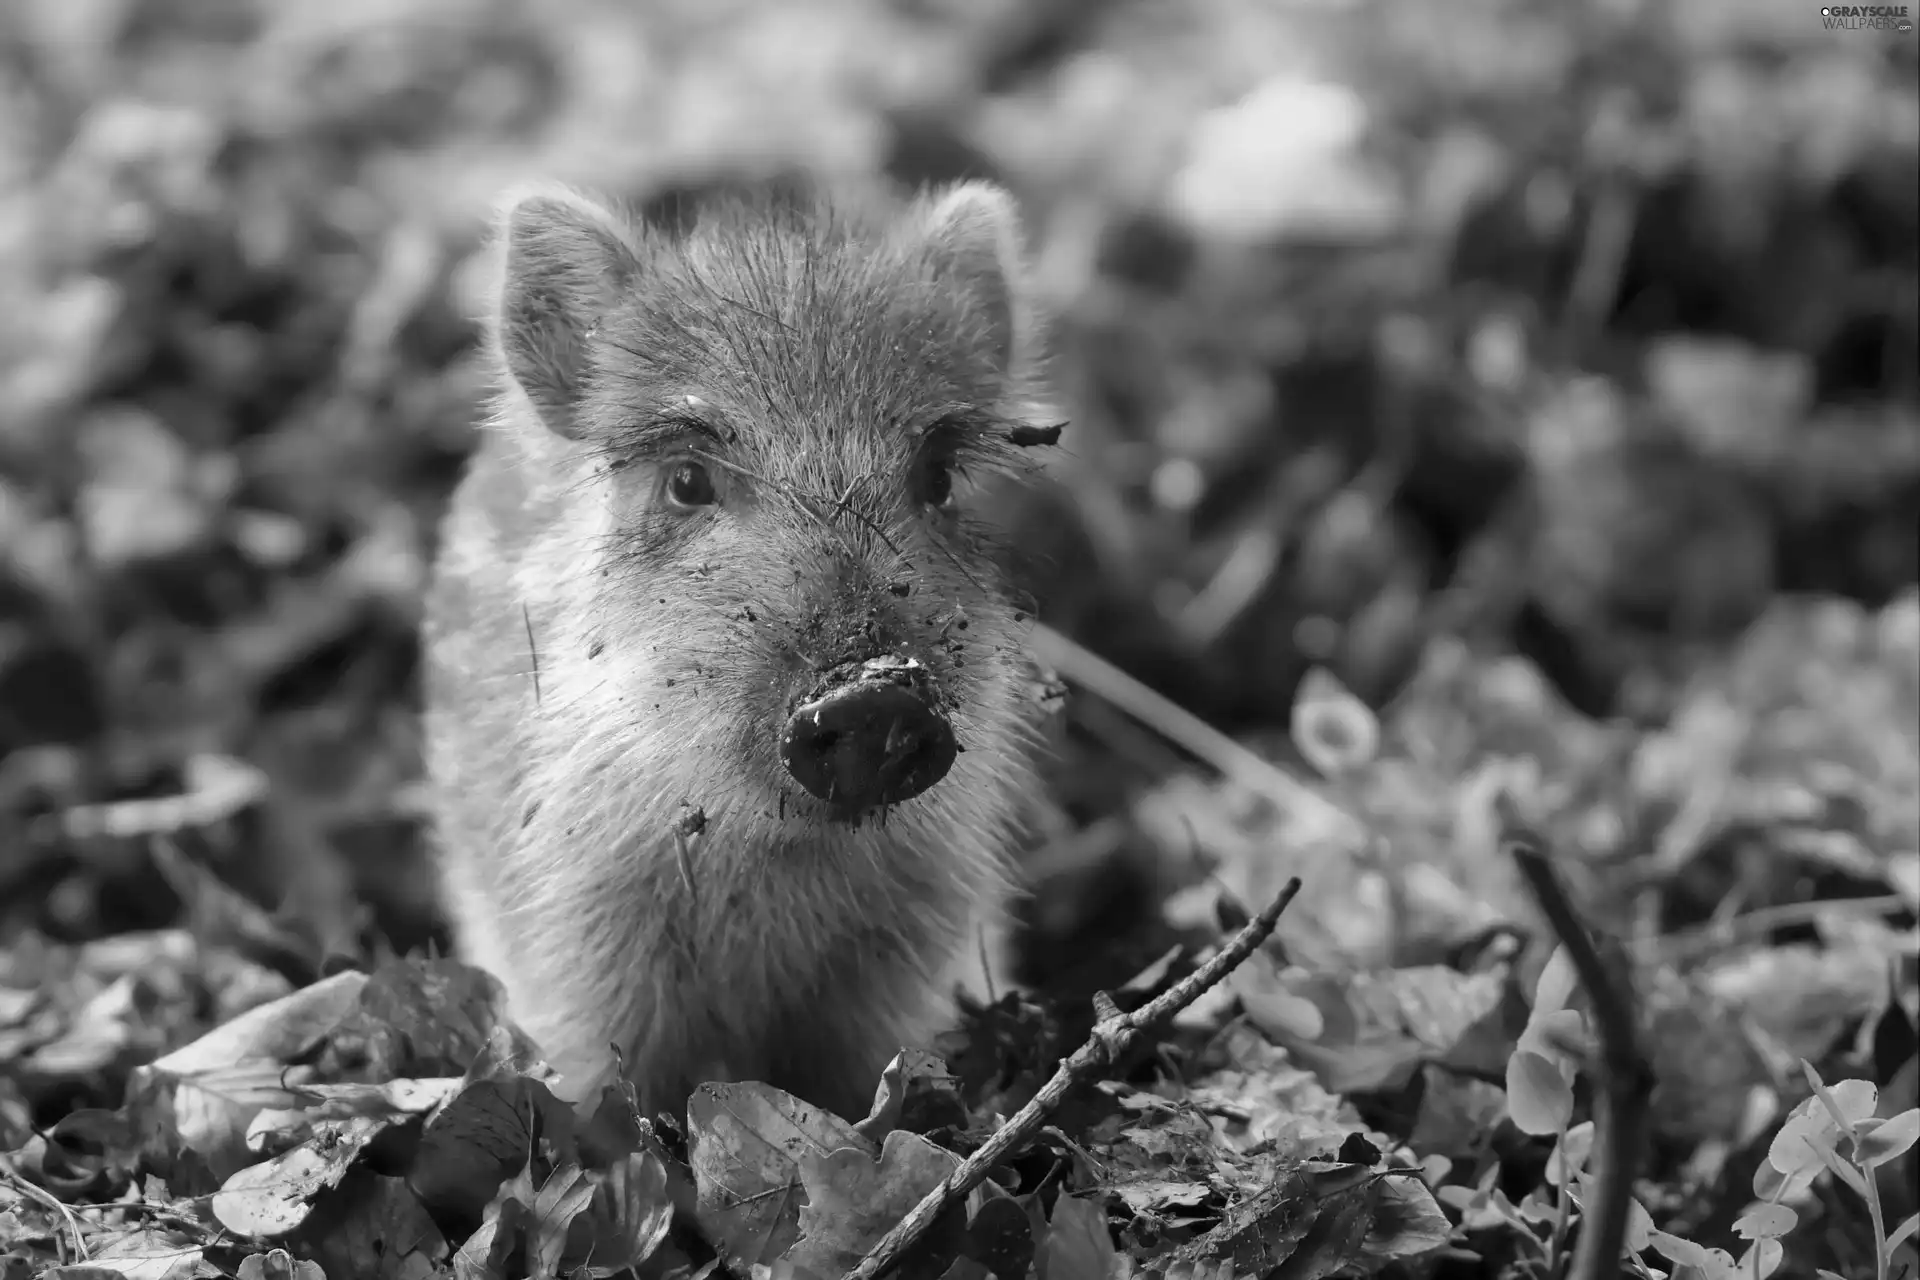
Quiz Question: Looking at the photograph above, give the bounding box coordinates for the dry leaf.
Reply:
[687,1081,869,1273]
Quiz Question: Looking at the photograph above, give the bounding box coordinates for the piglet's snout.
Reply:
[779,657,957,811]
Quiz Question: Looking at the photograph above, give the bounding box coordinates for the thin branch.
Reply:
[1497,790,1655,1280]
[846,876,1305,1280]
[1562,179,1637,342]
[0,1164,91,1262]
[1027,623,1361,838]
[1648,892,1911,964]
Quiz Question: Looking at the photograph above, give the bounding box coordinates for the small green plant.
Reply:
[1736,1060,1920,1280]
[1485,945,1919,1279]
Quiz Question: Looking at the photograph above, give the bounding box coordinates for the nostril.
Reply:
[779,672,958,812]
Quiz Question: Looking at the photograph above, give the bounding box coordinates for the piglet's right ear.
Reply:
[491,186,640,439]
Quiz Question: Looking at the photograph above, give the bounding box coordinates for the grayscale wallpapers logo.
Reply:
[1822,4,1915,29]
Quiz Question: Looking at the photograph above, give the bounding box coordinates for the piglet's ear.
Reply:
[491,186,640,439]
[919,181,1032,377]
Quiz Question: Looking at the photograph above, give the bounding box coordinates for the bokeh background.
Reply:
[1,0,1915,972]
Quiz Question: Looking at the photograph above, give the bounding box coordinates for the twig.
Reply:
[1562,178,1636,342]
[846,876,1306,1280]
[1027,623,1361,837]
[0,1164,91,1262]
[1497,791,1655,1280]
[1646,892,1912,964]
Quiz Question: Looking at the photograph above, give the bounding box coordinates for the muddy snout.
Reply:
[779,657,958,811]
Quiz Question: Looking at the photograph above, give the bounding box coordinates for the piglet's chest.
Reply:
[665,849,949,998]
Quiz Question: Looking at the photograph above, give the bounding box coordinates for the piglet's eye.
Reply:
[913,453,957,509]
[666,461,717,508]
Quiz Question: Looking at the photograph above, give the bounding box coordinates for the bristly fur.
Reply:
[424,180,1056,1118]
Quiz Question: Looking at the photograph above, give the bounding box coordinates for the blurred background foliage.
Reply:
[0,0,1914,955]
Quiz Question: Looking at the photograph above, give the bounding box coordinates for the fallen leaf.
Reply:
[1245,964,1510,1094]
[211,1112,392,1237]
[408,1065,574,1222]
[326,958,544,1083]
[687,1081,868,1273]
[452,1195,531,1280]
[1356,1174,1451,1264]
[149,971,369,1078]
[525,1162,597,1279]
[1258,1164,1379,1280]
[124,971,372,1177]
[959,1195,1034,1280]
[289,1168,446,1280]
[788,1128,964,1279]
[573,1149,674,1278]
[1703,943,1892,1064]
[1035,1194,1115,1280]
[854,1049,957,1145]
[1408,1064,1508,1159]
[59,1220,219,1279]
[235,1249,326,1280]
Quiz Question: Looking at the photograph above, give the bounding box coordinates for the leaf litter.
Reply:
[3,595,1916,1277]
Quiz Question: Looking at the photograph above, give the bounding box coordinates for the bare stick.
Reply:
[846,876,1305,1280]
[0,1164,90,1262]
[1649,892,1910,964]
[1497,792,1655,1280]
[1027,623,1361,838]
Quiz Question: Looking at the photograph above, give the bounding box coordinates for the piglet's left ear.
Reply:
[918,181,1033,377]
[492,184,642,440]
